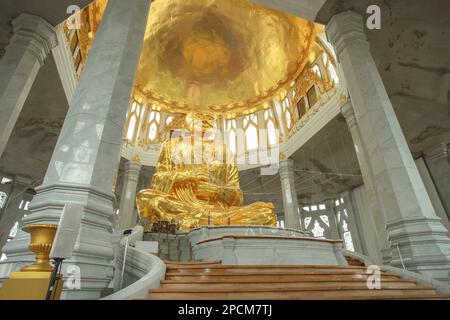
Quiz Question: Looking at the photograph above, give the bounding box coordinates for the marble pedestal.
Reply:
[188,225,310,246]
[193,236,347,266]
[188,226,346,266]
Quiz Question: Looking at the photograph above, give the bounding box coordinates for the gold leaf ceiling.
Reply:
[73,0,319,118]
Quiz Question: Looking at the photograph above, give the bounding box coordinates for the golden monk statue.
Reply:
[136,113,276,232]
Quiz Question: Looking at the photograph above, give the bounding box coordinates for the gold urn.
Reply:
[20,224,58,272]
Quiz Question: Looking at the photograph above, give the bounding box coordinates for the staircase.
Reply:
[146,261,450,300]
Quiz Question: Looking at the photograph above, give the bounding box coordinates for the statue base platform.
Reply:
[188,225,310,246]
[188,226,347,266]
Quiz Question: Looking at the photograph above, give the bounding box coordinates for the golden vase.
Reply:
[20,224,58,272]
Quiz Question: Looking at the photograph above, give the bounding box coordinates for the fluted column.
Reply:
[327,11,450,283]
[341,100,389,263]
[116,158,142,230]
[0,176,32,254]
[1,0,151,298]
[0,13,57,157]
[279,159,302,230]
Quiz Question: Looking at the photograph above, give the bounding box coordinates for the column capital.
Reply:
[279,159,295,180]
[123,159,142,182]
[325,11,368,59]
[10,13,58,66]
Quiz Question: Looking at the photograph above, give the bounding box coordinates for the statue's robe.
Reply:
[136,136,276,231]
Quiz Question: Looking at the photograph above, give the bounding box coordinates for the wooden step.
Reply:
[164,260,221,265]
[166,274,399,282]
[164,262,221,268]
[166,268,383,275]
[144,261,445,300]
[149,288,437,300]
[165,273,401,282]
[166,266,370,273]
[160,280,419,290]
[386,294,450,300]
[162,276,412,284]
[166,264,367,270]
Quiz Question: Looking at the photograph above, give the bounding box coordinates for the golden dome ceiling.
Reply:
[69,0,318,118]
[134,0,316,118]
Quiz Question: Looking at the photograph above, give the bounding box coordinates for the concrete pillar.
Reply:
[324,199,340,240]
[327,11,450,283]
[415,157,450,234]
[272,100,288,140]
[423,144,450,222]
[279,159,302,230]
[339,191,364,254]
[341,100,390,264]
[0,176,32,254]
[348,184,381,261]
[0,0,151,298]
[0,13,57,157]
[52,23,78,103]
[116,158,142,230]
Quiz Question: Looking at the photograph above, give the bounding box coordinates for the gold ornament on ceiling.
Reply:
[135,0,316,118]
[69,0,318,118]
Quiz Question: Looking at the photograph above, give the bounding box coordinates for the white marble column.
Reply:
[339,191,364,254]
[116,158,142,230]
[279,159,302,230]
[423,145,450,223]
[415,157,450,233]
[1,0,151,298]
[0,176,32,254]
[0,13,57,157]
[52,23,78,103]
[324,200,340,240]
[272,100,288,140]
[341,100,390,264]
[327,11,450,283]
[349,185,377,256]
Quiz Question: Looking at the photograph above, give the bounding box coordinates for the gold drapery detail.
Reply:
[136,113,276,232]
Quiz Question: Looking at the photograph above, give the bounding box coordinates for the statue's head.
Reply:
[184,113,216,134]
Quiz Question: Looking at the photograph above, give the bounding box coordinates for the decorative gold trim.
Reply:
[20,224,58,273]
[131,154,141,163]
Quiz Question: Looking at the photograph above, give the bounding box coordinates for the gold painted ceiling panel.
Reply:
[135,0,315,117]
[71,0,317,117]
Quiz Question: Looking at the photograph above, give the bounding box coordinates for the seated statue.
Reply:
[136,113,276,232]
